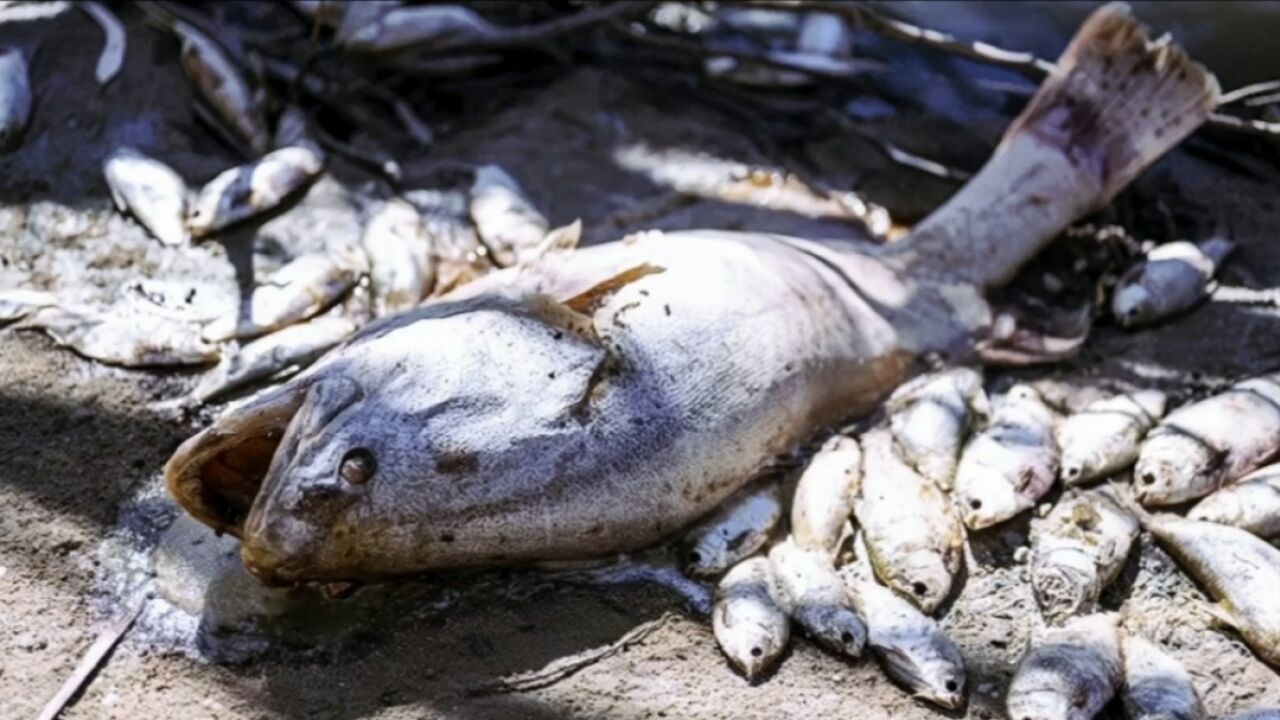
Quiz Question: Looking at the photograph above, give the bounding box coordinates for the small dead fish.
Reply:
[1121,633,1206,720]
[1057,391,1166,485]
[955,384,1059,529]
[681,482,782,577]
[887,367,988,491]
[1135,373,1280,506]
[363,198,435,317]
[789,434,859,554]
[1223,710,1280,720]
[1113,238,1234,328]
[0,288,55,322]
[187,144,324,239]
[340,5,494,54]
[1030,488,1138,623]
[202,251,364,342]
[0,47,32,151]
[855,428,964,614]
[103,148,189,246]
[1141,513,1280,666]
[768,537,866,657]
[712,556,790,679]
[193,315,358,403]
[173,20,269,155]
[1188,463,1280,539]
[19,304,219,367]
[469,165,550,268]
[1006,613,1122,720]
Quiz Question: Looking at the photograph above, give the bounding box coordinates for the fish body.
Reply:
[0,47,31,151]
[855,428,964,614]
[174,21,269,154]
[1112,239,1234,328]
[194,315,359,403]
[1224,710,1280,720]
[1030,488,1138,623]
[469,165,550,268]
[362,198,435,317]
[789,434,859,554]
[682,481,783,577]
[1057,391,1166,484]
[1006,613,1122,720]
[187,145,325,239]
[768,538,866,657]
[1135,374,1280,506]
[955,384,1058,529]
[340,5,494,54]
[1188,463,1280,539]
[0,288,55,322]
[712,556,790,678]
[103,148,189,246]
[21,304,219,367]
[1121,633,1205,720]
[887,367,988,490]
[202,251,363,343]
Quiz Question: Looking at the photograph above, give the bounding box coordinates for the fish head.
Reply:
[1133,431,1217,506]
[879,642,965,710]
[1006,688,1073,720]
[955,455,1033,530]
[716,619,786,679]
[895,548,954,613]
[800,605,867,657]
[1111,278,1157,328]
[1030,547,1098,622]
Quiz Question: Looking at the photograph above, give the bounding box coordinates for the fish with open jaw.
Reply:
[712,556,789,679]
[162,5,1218,587]
[193,315,359,404]
[1006,613,1122,720]
[1030,488,1138,623]
[1112,238,1234,328]
[1134,373,1280,506]
[469,165,550,268]
[1120,633,1206,720]
[681,481,783,578]
[173,20,269,155]
[187,144,325,239]
[103,148,190,246]
[1057,391,1166,485]
[768,537,866,658]
[0,47,31,151]
[201,251,364,343]
[789,434,859,555]
[1188,463,1280,539]
[955,384,1059,530]
[362,198,435,317]
[886,367,988,491]
[0,288,55,322]
[18,303,219,367]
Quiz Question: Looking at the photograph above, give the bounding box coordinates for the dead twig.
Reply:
[37,601,145,720]
[1219,79,1280,106]
[419,1,652,56]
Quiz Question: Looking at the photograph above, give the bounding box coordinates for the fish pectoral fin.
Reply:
[561,262,666,315]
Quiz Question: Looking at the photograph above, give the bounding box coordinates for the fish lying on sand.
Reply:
[1120,632,1206,720]
[1006,613,1122,720]
[712,556,789,679]
[1188,462,1280,539]
[1030,487,1138,623]
[201,251,364,343]
[789,434,859,555]
[768,537,866,658]
[681,481,783,578]
[955,384,1059,529]
[103,148,190,246]
[1112,238,1234,328]
[886,367,988,491]
[1057,390,1166,485]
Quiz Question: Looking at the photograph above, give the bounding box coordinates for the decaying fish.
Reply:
[0,47,31,151]
[955,384,1059,529]
[1135,373,1280,506]
[886,367,988,491]
[682,481,783,577]
[1030,488,1138,623]
[1112,238,1234,328]
[193,315,359,403]
[103,148,189,246]
[187,144,325,239]
[202,251,364,343]
[362,198,435,317]
[0,288,55,322]
[1141,514,1280,666]
[163,6,1218,586]
[768,537,866,657]
[1057,390,1166,485]
[18,303,219,367]
[173,20,270,155]
[340,5,494,54]
[712,556,790,679]
[1121,633,1206,720]
[855,428,964,614]
[404,189,494,295]
[469,165,550,268]
[1188,463,1280,539]
[1006,613,1122,720]
[789,434,859,555]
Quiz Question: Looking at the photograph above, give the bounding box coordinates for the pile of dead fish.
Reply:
[688,366,1280,718]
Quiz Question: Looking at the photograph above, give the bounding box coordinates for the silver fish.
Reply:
[1057,390,1166,485]
[855,428,964,614]
[955,384,1059,529]
[1142,513,1280,666]
[767,537,866,657]
[1006,613,1122,720]
[681,481,783,578]
[469,165,550,268]
[193,315,358,403]
[173,20,269,155]
[0,47,31,151]
[789,434,859,555]
[886,367,988,491]
[1112,239,1234,328]
[340,5,494,54]
[1121,633,1205,720]
[712,556,790,679]
[0,288,55,322]
[1223,710,1280,720]
[19,304,219,367]
[1188,463,1280,539]
[187,144,325,239]
[202,251,364,343]
[1030,488,1138,623]
[1135,373,1280,506]
[103,148,189,246]
[362,198,435,317]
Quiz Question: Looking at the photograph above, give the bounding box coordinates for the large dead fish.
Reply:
[1006,613,1122,720]
[0,46,31,151]
[789,434,860,554]
[955,384,1059,529]
[1030,488,1138,623]
[163,5,1218,585]
[1188,463,1280,539]
[103,148,189,246]
[1120,632,1206,720]
[886,367,987,491]
[1112,238,1234,328]
[1057,390,1166,485]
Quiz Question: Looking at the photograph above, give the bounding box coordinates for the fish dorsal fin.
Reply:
[561,262,665,314]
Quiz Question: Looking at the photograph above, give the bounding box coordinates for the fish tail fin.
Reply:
[898,3,1219,288]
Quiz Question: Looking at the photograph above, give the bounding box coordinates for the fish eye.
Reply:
[944,680,958,692]
[340,448,376,485]
[912,581,928,596]
[968,498,983,510]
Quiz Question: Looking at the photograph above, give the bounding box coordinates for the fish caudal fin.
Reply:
[895,3,1219,289]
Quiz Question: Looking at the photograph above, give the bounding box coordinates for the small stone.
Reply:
[1013,547,1030,563]
[14,632,47,651]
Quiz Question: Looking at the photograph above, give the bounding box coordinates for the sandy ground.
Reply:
[3,5,1280,720]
